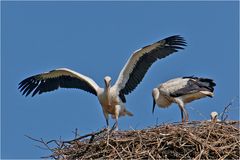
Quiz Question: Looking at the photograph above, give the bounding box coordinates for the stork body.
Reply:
[18,35,186,129]
[152,76,216,122]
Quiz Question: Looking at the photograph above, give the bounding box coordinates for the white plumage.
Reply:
[210,111,220,122]
[152,76,216,122]
[19,35,186,129]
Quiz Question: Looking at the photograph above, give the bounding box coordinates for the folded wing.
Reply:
[170,76,216,97]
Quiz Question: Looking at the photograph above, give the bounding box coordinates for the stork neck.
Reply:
[152,88,160,100]
[105,84,110,93]
[104,84,111,105]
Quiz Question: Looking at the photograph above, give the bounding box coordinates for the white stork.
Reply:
[18,35,186,129]
[210,111,220,122]
[152,76,216,122]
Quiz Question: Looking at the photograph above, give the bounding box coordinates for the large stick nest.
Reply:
[50,121,239,159]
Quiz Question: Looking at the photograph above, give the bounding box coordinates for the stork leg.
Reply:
[179,105,186,123]
[180,108,184,122]
[114,105,121,131]
[175,99,187,123]
[115,118,119,131]
[103,111,109,129]
[106,118,109,128]
[185,109,189,122]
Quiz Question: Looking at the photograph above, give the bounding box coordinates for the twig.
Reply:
[220,97,238,121]
[72,128,79,139]
[62,128,107,144]
[108,143,123,160]
[25,121,240,159]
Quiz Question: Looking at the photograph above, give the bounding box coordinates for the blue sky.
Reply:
[1,1,239,159]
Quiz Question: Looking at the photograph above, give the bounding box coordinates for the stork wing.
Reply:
[18,68,100,97]
[170,77,216,97]
[169,82,202,97]
[113,35,186,95]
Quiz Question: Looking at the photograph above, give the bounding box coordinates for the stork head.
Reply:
[152,88,159,114]
[210,112,218,122]
[104,76,112,88]
[210,111,218,122]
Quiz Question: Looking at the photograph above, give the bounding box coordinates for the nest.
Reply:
[50,121,239,159]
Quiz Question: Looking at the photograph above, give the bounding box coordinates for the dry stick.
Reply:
[193,149,204,160]
[54,128,108,159]
[221,102,232,121]
[25,135,54,151]
[78,132,100,157]
[72,128,79,139]
[25,135,61,159]
[25,135,44,144]
[39,121,239,159]
[62,128,107,144]
[205,123,216,142]
[220,142,239,159]
[188,132,221,158]
[108,143,123,159]
[148,150,156,160]
[220,97,238,121]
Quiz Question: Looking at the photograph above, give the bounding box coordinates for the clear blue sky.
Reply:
[1,1,239,159]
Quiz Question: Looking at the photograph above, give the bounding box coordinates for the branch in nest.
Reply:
[220,97,238,121]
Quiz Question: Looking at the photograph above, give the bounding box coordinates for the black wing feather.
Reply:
[182,76,216,92]
[120,35,186,95]
[170,77,216,97]
[18,75,97,97]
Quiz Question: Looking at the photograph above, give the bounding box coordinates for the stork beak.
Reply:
[104,80,109,88]
[107,82,111,89]
[213,115,217,122]
[152,98,156,114]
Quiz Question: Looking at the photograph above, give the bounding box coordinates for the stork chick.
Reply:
[210,111,220,122]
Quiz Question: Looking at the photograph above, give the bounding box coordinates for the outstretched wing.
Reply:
[18,68,100,97]
[113,35,186,96]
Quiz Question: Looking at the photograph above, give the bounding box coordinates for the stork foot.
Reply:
[111,122,118,131]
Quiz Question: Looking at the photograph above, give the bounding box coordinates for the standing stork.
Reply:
[152,76,216,122]
[18,35,186,129]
